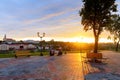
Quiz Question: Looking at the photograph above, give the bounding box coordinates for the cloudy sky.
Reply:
[0,0,120,42]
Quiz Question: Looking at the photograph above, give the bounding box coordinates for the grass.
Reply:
[0,50,104,58]
[0,51,50,58]
[0,53,15,58]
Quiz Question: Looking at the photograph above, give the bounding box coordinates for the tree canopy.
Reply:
[106,15,120,51]
[80,0,117,53]
[107,15,120,36]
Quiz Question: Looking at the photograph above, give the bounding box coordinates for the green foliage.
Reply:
[107,15,120,38]
[80,0,117,53]
[106,15,120,51]
[80,0,117,31]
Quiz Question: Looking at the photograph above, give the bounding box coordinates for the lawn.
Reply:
[0,51,49,58]
[0,53,15,58]
[0,50,86,58]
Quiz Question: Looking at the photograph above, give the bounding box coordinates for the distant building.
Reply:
[8,43,36,50]
[0,34,49,51]
[0,43,36,50]
[3,34,16,43]
[0,43,9,50]
[0,35,36,50]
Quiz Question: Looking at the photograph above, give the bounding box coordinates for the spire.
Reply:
[3,34,6,41]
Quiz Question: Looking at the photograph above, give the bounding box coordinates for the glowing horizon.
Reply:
[19,37,113,43]
[0,0,119,43]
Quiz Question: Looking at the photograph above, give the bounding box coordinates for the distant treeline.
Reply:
[42,41,117,51]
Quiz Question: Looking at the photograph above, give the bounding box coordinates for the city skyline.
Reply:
[0,0,120,43]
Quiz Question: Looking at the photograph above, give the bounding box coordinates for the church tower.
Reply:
[3,34,7,41]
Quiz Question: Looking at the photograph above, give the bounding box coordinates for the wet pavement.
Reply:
[0,53,84,80]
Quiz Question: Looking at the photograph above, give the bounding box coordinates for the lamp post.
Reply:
[37,32,45,56]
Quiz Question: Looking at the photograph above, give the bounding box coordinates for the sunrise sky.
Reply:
[0,0,120,43]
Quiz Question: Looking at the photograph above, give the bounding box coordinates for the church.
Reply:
[3,34,16,43]
[0,35,36,51]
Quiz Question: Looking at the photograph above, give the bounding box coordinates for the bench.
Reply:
[83,53,108,63]
[15,50,31,58]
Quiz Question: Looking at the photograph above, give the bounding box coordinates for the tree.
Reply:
[80,0,117,53]
[106,15,120,51]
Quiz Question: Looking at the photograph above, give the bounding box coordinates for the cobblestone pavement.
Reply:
[84,51,120,80]
[102,51,120,74]
[0,53,84,80]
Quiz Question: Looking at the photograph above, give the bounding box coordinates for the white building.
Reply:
[0,43,36,50]
[0,34,36,50]
[0,44,9,50]
[9,43,36,50]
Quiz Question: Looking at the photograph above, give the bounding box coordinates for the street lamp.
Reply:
[37,32,45,56]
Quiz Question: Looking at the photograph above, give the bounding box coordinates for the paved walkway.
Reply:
[102,51,120,74]
[84,51,120,80]
[1,51,120,80]
[0,53,84,80]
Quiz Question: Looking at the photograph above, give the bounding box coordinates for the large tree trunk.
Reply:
[94,35,99,53]
[115,40,119,51]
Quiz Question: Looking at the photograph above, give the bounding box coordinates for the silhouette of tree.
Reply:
[106,15,120,51]
[80,0,117,53]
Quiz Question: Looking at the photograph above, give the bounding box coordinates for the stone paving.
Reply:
[1,51,120,80]
[84,51,120,80]
[0,53,84,80]
[102,51,120,74]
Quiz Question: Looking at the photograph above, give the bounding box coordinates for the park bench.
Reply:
[82,53,108,63]
[15,50,31,58]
